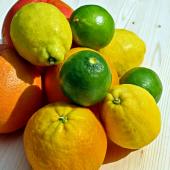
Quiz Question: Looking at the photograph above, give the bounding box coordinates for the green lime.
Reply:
[69,5,115,50]
[120,67,163,102]
[59,50,112,106]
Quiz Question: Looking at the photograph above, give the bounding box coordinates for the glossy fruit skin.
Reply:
[0,46,44,133]
[59,50,112,106]
[45,47,119,103]
[24,102,107,170]
[10,2,72,66]
[70,5,115,50]
[120,67,163,102]
[99,29,146,77]
[2,0,73,48]
[45,65,70,103]
[101,84,161,149]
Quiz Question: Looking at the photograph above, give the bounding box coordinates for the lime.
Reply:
[10,2,72,66]
[59,50,112,106]
[69,5,115,50]
[120,67,163,102]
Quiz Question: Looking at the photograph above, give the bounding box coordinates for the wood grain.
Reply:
[0,0,170,169]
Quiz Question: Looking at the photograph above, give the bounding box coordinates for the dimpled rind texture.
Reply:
[10,2,72,66]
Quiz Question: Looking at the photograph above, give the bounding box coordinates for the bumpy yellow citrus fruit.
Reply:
[101,84,161,149]
[99,29,146,77]
[10,2,72,66]
[24,102,107,170]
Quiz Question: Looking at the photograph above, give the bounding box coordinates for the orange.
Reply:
[44,65,69,103]
[24,102,107,170]
[45,47,119,103]
[0,45,44,133]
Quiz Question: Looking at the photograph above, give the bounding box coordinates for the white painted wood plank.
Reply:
[102,0,170,170]
[0,0,170,170]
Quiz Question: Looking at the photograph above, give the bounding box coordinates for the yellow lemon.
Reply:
[24,102,107,170]
[99,29,146,77]
[10,2,72,66]
[101,84,161,149]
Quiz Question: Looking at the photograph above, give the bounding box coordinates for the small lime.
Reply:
[69,5,115,50]
[59,50,112,106]
[120,67,163,102]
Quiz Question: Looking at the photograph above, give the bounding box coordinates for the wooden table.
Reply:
[0,0,169,169]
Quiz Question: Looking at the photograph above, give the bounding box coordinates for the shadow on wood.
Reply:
[103,138,135,164]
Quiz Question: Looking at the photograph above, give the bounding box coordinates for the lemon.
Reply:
[10,2,72,66]
[99,29,146,77]
[101,84,161,149]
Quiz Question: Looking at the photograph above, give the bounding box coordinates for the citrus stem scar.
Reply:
[59,115,68,123]
[48,56,57,65]
[112,98,121,105]
[73,17,79,23]
[89,57,97,64]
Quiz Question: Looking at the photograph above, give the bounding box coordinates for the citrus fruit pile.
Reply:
[0,0,163,169]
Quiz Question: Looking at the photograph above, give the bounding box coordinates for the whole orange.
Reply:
[45,47,119,103]
[24,102,107,170]
[0,46,44,133]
